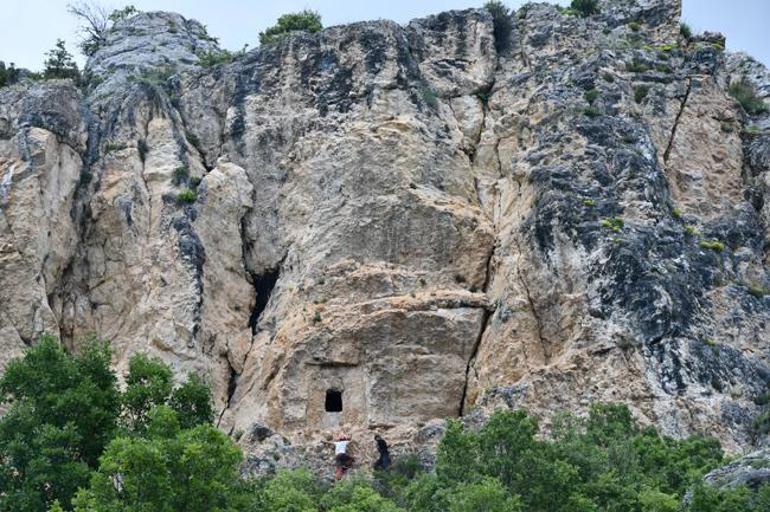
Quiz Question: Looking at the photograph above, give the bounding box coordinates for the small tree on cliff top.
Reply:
[68,1,141,56]
[43,39,80,80]
[484,1,513,54]
[259,10,323,45]
[571,0,600,17]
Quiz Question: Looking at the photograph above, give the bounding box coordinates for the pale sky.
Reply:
[1,1,768,70]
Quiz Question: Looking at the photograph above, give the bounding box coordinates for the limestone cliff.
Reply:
[1,0,770,468]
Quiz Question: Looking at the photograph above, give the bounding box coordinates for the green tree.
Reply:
[436,419,481,485]
[259,10,323,45]
[257,469,321,511]
[73,407,243,512]
[68,2,141,56]
[169,373,214,429]
[728,79,768,115]
[121,353,173,433]
[448,478,522,512]
[403,473,451,512]
[321,478,403,512]
[0,61,20,87]
[484,1,513,53]
[571,0,600,17]
[43,39,80,80]
[0,335,120,511]
[108,5,139,24]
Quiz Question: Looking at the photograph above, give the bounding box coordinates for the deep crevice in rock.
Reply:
[517,266,551,364]
[247,267,280,334]
[663,77,692,164]
[459,308,491,417]
[459,232,496,417]
[217,358,239,428]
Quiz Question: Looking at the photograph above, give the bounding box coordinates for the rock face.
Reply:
[702,449,770,491]
[2,0,770,463]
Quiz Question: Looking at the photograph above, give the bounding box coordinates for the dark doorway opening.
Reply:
[325,389,343,412]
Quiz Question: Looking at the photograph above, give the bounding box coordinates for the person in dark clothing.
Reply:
[373,434,391,471]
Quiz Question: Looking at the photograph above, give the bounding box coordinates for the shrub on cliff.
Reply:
[68,2,141,56]
[0,61,20,88]
[571,0,600,17]
[259,10,323,45]
[729,79,768,115]
[484,1,513,53]
[43,40,80,81]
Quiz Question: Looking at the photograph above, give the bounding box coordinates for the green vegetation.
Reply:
[699,239,726,253]
[0,336,119,511]
[728,79,768,116]
[259,10,323,45]
[3,337,770,511]
[186,130,202,150]
[582,198,596,207]
[583,106,601,118]
[680,22,693,40]
[177,188,198,204]
[0,336,224,511]
[137,139,148,162]
[570,0,600,17]
[484,1,513,53]
[634,85,650,104]
[43,39,80,81]
[627,58,650,73]
[197,47,248,67]
[68,2,142,56]
[744,125,762,136]
[672,207,682,219]
[584,88,599,104]
[684,225,699,236]
[107,4,138,24]
[601,217,624,232]
[628,21,641,32]
[420,87,439,108]
[0,61,20,88]
[748,285,769,299]
[173,165,190,185]
[132,66,175,87]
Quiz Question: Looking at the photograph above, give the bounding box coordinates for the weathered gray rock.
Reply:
[87,11,220,98]
[1,0,770,470]
[703,449,770,490]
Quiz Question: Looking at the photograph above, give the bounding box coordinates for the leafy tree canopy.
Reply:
[2,335,770,512]
[43,40,80,81]
[259,10,323,45]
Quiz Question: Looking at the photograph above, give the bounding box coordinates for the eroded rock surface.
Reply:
[1,0,770,467]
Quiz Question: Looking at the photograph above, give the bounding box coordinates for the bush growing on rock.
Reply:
[484,1,513,53]
[728,79,768,115]
[570,0,600,17]
[177,188,198,204]
[259,10,323,45]
[43,39,80,81]
[680,22,693,40]
[0,61,20,88]
[68,1,142,56]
